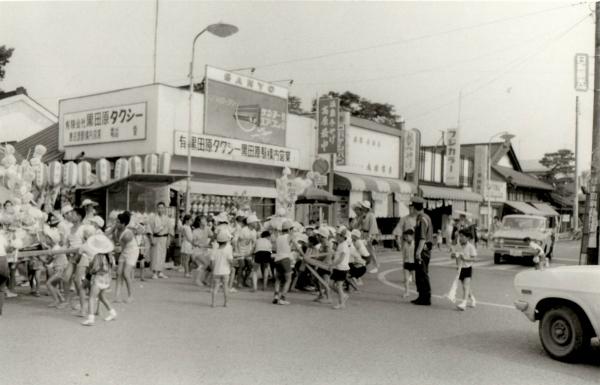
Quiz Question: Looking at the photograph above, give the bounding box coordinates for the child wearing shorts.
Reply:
[330,229,351,309]
[253,231,272,291]
[524,237,547,270]
[210,230,234,307]
[400,229,416,298]
[41,227,68,308]
[272,221,294,305]
[453,229,477,311]
[81,234,117,326]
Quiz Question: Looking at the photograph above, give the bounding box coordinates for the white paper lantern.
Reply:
[95,159,110,184]
[77,161,93,186]
[33,163,47,189]
[144,154,158,174]
[62,161,78,187]
[159,152,171,174]
[128,156,143,174]
[114,158,129,180]
[48,161,62,187]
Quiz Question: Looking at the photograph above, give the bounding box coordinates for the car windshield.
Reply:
[502,217,546,230]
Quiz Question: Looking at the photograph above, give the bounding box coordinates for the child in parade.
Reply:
[41,227,68,308]
[400,229,416,298]
[272,220,294,305]
[0,235,9,316]
[524,237,547,270]
[253,230,272,291]
[451,229,477,311]
[350,229,370,287]
[313,227,334,303]
[210,230,234,308]
[191,215,213,287]
[114,211,138,303]
[330,229,351,309]
[234,215,258,290]
[81,234,117,326]
[179,215,194,278]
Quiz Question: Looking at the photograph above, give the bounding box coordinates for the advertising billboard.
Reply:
[317,97,339,154]
[204,66,289,147]
[444,127,461,186]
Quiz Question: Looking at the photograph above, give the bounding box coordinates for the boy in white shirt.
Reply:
[451,229,477,310]
[400,229,416,298]
[523,237,547,270]
[330,230,351,309]
[210,230,234,308]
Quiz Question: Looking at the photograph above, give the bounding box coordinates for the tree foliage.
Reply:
[311,90,402,128]
[288,95,304,114]
[0,45,15,83]
[539,149,575,196]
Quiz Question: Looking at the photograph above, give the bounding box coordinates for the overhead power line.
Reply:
[249,2,586,70]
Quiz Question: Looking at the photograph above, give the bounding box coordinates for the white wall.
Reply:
[0,96,56,142]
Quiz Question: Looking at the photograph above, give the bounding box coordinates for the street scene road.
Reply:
[1,240,597,385]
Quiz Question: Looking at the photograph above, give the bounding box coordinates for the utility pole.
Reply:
[152,0,159,83]
[584,1,600,265]
[574,95,580,231]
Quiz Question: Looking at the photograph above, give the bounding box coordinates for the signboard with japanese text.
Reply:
[336,111,349,165]
[62,102,146,147]
[335,125,400,179]
[575,53,589,92]
[317,97,339,154]
[444,127,461,186]
[174,131,299,168]
[473,145,488,195]
[204,66,289,147]
[403,130,417,174]
[485,181,507,202]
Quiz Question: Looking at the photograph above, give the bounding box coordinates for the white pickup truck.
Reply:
[514,265,600,362]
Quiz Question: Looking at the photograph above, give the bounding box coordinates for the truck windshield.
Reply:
[502,217,546,230]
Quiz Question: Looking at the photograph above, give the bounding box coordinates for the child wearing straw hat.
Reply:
[81,234,117,326]
[209,229,234,308]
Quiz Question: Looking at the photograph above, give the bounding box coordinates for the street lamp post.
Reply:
[487,131,515,233]
[186,23,238,212]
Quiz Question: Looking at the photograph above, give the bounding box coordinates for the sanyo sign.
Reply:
[206,66,289,100]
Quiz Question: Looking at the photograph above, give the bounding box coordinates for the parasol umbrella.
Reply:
[295,187,338,204]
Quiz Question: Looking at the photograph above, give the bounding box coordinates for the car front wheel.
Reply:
[539,306,588,362]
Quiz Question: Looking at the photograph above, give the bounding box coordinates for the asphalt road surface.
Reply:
[1,240,598,385]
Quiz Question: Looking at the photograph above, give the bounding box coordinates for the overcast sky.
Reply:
[0,1,594,170]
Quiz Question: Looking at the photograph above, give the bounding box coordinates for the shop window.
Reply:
[434,152,442,183]
[251,197,275,220]
[423,151,432,181]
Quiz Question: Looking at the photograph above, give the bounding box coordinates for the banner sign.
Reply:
[575,53,589,92]
[317,97,339,154]
[174,131,299,168]
[444,127,461,186]
[204,66,288,147]
[473,145,488,195]
[62,102,147,147]
[485,181,507,202]
[403,130,417,174]
[336,111,349,165]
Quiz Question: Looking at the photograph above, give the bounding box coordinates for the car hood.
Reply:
[492,229,545,241]
[514,265,600,293]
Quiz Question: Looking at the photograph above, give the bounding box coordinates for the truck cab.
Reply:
[492,215,556,265]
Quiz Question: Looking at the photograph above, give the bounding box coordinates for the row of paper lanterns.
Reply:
[37,153,171,188]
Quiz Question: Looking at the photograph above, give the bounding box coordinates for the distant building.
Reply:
[0,87,57,144]
[520,159,551,179]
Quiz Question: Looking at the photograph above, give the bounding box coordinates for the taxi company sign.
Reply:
[61,102,147,147]
[174,131,299,168]
[444,127,461,186]
[204,66,289,147]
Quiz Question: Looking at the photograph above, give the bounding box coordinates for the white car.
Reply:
[514,265,600,362]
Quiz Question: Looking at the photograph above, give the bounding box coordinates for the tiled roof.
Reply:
[520,159,550,173]
[492,165,553,191]
[14,123,63,163]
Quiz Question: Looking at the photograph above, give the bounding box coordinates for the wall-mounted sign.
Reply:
[204,66,288,147]
[575,53,589,92]
[473,145,488,195]
[174,131,299,168]
[444,127,461,186]
[312,158,329,174]
[317,97,339,154]
[335,125,400,179]
[336,111,349,165]
[61,102,147,147]
[403,130,417,174]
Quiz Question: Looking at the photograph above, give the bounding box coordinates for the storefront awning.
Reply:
[335,172,416,195]
[530,202,560,217]
[420,185,483,202]
[171,180,277,199]
[82,173,188,193]
[504,200,545,216]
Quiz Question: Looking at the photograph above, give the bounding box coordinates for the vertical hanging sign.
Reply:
[336,110,349,165]
[444,127,461,186]
[473,145,488,195]
[317,97,339,154]
[575,53,589,92]
[403,130,417,174]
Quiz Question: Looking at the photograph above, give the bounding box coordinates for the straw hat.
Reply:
[81,234,114,256]
[358,201,371,210]
[42,225,61,244]
[295,233,309,244]
[81,199,99,207]
[216,229,232,243]
[214,212,229,224]
[61,205,74,215]
[351,229,362,239]
[246,214,259,224]
[317,227,330,238]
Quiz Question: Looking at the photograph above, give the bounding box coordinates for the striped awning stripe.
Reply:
[335,172,415,195]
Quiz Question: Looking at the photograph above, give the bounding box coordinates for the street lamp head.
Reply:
[206,23,239,38]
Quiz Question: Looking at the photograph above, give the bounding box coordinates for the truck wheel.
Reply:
[493,253,502,264]
[539,306,589,362]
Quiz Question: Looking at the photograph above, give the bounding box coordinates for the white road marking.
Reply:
[377,267,515,310]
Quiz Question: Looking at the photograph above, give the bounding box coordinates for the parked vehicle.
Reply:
[514,266,600,362]
[491,215,556,265]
